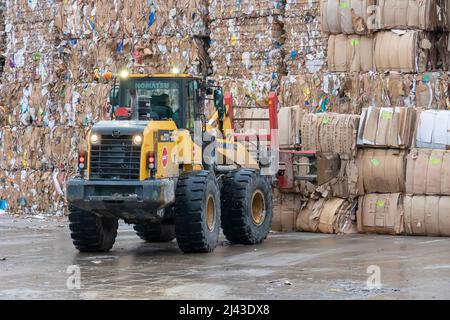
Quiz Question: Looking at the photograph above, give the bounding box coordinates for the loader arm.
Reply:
[205,92,279,174]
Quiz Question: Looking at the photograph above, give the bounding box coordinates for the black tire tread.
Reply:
[174,171,220,253]
[221,169,273,245]
[133,223,175,243]
[68,206,118,253]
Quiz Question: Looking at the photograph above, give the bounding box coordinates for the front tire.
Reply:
[68,206,118,253]
[221,169,273,245]
[174,171,221,253]
[134,223,175,243]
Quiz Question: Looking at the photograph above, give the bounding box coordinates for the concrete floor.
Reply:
[1,214,450,300]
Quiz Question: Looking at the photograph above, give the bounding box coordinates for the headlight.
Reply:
[119,69,129,79]
[133,135,143,145]
[90,134,99,144]
[170,67,180,74]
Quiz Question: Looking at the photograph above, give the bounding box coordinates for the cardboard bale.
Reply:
[297,197,357,234]
[206,77,277,118]
[272,190,302,232]
[334,199,359,234]
[415,110,450,149]
[321,72,363,114]
[406,148,450,195]
[0,81,114,127]
[404,195,450,236]
[316,157,360,199]
[301,112,360,157]
[374,30,447,73]
[327,34,374,72]
[356,149,407,194]
[208,0,284,20]
[357,107,417,149]
[284,0,327,74]
[2,0,61,84]
[360,71,450,110]
[279,74,325,110]
[0,127,46,171]
[56,0,209,38]
[0,169,69,215]
[278,106,305,148]
[62,35,210,83]
[378,0,442,31]
[55,0,211,83]
[321,0,377,35]
[357,193,405,235]
[296,198,323,232]
[414,72,450,109]
[317,197,346,234]
[209,16,284,79]
[0,82,54,127]
[53,83,112,126]
[360,72,413,108]
[279,73,362,114]
[0,170,20,214]
[0,125,88,172]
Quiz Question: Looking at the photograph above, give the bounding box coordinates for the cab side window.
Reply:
[186,81,197,132]
[109,85,120,108]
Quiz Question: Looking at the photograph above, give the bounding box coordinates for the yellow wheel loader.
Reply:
[67,71,279,253]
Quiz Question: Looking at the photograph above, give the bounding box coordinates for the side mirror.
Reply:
[214,88,225,121]
[214,88,224,109]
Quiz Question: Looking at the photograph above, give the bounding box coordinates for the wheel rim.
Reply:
[251,190,266,226]
[206,195,216,232]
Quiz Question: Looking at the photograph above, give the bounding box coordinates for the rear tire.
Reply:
[68,206,118,252]
[174,171,221,253]
[134,223,175,243]
[221,169,273,245]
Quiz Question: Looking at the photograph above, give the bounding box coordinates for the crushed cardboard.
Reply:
[406,148,450,195]
[357,107,417,149]
[357,193,405,235]
[301,112,360,158]
[404,195,450,236]
[296,197,358,234]
[356,149,407,194]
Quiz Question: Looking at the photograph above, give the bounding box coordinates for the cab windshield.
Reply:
[114,78,182,126]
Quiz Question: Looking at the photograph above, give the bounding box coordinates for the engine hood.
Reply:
[91,120,148,136]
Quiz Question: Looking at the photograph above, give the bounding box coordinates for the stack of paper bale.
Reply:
[0,0,69,215]
[404,110,450,236]
[284,0,327,74]
[279,0,377,114]
[57,0,210,84]
[297,112,360,234]
[0,0,211,215]
[325,0,449,73]
[280,0,450,113]
[208,0,285,110]
[274,1,450,236]
[356,107,417,235]
[273,112,361,233]
[280,71,450,114]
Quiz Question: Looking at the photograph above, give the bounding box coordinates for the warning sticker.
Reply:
[162,147,169,168]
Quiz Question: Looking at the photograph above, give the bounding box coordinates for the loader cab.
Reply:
[110,75,204,131]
